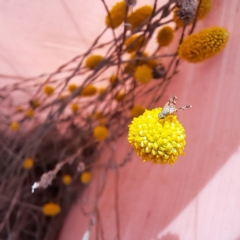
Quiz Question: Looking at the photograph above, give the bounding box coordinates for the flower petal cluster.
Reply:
[105,1,126,29]
[134,65,152,84]
[80,85,97,97]
[128,108,186,164]
[23,158,34,169]
[93,126,109,141]
[85,55,103,70]
[80,172,91,184]
[178,27,229,63]
[42,203,61,216]
[127,5,153,31]
[156,26,174,46]
[125,34,146,53]
[44,85,54,96]
[130,105,145,118]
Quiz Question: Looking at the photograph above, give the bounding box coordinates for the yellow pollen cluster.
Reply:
[25,109,34,118]
[178,27,229,63]
[80,171,91,184]
[62,174,72,185]
[85,55,103,70]
[23,158,34,169]
[93,126,109,141]
[105,1,126,29]
[128,108,186,164]
[134,65,152,84]
[127,5,153,31]
[80,85,97,97]
[10,121,19,131]
[125,35,146,53]
[44,85,54,96]
[42,203,61,216]
[130,105,145,118]
[156,26,174,46]
[109,74,118,85]
[68,84,78,93]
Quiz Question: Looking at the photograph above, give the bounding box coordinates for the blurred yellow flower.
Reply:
[42,203,61,216]
[16,106,23,112]
[25,109,34,118]
[114,92,125,102]
[156,26,174,46]
[44,85,54,96]
[127,5,153,31]
[125,34,146,53]
[130,105,145,118]
[134,65,152,84]
[105,1,126,29]
[80,171,91,184]
[10,121,19,131]
[80,85,97,97]
[71,103,79,113]
[85,55,103,70]
[93,126,108,141]
[68,84,78,93]
[62,175,72,185]
[109,74,118,85]
[23,158,34,169]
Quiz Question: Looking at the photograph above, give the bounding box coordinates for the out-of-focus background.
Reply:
[1,0,240,240]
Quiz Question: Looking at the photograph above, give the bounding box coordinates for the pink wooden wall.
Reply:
[1,0,240,240]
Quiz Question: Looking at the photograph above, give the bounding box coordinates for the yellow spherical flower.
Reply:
[156,26,174,47]
[30,99,40,109]
[25,109,34,118]
[80,171,91,184]
[85,55,103,70]
[115,92,125,102]
[44,85,54,96]
[128,108,186,164]
[68,84,78,93]
[71,103,79,113]
[127,5,153,31]
[93,126,109,141]
[134,65,152,84]
[16,106,23,112]
[125,35,146,53]
[98,87,107,94]
[105,1,126,29]
[178,27,229,63]
[80,85,97,97]
[62,175,72,185]
[109,74,118,85]
[197,0,212,20]
[23,158,34,169]
[42,203,61,216]
[130,105,145,118]
[10,121,19,131]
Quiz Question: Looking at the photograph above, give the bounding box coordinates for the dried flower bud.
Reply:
[176,0,198,25]
[125,0,137,7]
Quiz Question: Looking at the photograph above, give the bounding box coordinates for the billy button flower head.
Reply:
[156,26,174,47]
[68,84,78,93]
[128,96,191,164]
[130,105,145,118]
[23,158,34,169]
[80,85,97,97]
[125,34,146,53]
[71,103,79,113]
[178,27,229,63]
[42,203,61,216]
[134,65,152,84]
[62,174,72,185]
[80,171,91,184]
[127,5,153,31]
[85,55,103,70]
[109,74,118,85]
[25,109,34,118]
[10,121,19,131]
[105,1,126,29]
[114,91,125,102]
[93,126,109,141]
[43,85,54,96]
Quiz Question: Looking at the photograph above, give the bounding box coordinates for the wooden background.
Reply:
[1,0,240,239]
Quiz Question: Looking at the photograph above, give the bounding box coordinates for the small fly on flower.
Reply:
[158,96,192,119]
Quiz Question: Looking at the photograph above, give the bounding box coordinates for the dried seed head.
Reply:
[176,0,198,25]
[125,0,137,7]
